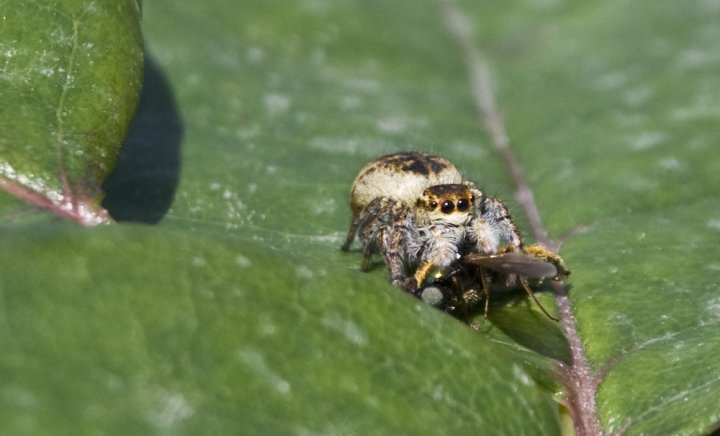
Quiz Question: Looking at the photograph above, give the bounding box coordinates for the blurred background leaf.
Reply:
[1,0,719,434]
[0,0,143,224]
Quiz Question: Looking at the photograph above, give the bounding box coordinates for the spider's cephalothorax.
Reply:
[408,184,476,284]
[342,152,523,291]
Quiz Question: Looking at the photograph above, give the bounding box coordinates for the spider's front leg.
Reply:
[376,223,417,292]
[413,261,436,288]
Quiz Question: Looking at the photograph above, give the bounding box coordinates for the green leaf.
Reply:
[485,0,720,432]
[0,0,143,225]
[2,0,720,434]
[565,202,720,434]
[0,224,561,434]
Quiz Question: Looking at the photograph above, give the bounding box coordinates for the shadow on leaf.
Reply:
[103,53,183,224]
[484,287,572,365]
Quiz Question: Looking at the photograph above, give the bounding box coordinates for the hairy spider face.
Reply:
[416,184,475,224]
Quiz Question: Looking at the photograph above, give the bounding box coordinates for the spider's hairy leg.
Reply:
[342,196,392,252]
[349,197,415,289]
[470,189,523,253]
[341,203,366,251]
[341,218,360,252]
[360,234,375,272]
[378,224,415,291]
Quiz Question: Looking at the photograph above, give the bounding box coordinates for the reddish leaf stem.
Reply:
[439,1,601,434]
[0,176,111,226]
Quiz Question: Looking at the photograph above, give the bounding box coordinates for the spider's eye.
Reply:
[429,201,438,210]
[440,200,455,213]
[456,198,469,211]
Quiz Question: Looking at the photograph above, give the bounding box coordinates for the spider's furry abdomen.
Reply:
[349,151,462,216]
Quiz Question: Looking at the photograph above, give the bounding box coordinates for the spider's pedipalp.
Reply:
[468,188,523,255]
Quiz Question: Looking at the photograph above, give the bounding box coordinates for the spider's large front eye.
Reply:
[441,200,455,213]
[457,198,469,211]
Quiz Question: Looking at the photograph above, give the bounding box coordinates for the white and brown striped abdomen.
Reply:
[349,152,462,217]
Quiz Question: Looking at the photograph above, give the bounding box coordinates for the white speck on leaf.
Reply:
[145,391,194,430]
[376,115,427,134]
[307,232,343,245]
[339,95,363,110]
[236,124,260,140]
[341,77,381,93]
[310,48,326,64]
[237,348,291,395]
[295,265,314,280]
[266,165,278,174]
[623,86,652,106]
[321,315,368,347]
[624,173,658,191]
[706,219,720,230]
[594,71,628,90]
[309,136,362,154]
[376,117,407,134]
[629,132,667,151]
[365,395,379,408]
[706,263,720,272]
[300,0,331,14]
[675,49,719,70]
[184,73,200,86]
[431,384,447,401]
[259,321,277,336]
[313,197,337,215]
[512,364,534,387]
[235,255,252,268]
[671,95,716,121]
[246,46,266,64]
[263,93,291,115]
[2,386,38,408]
[705,297,720,321]
[450,140,488,157]
[658,156,683,171]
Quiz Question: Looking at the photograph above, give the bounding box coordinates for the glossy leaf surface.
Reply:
[1,0,719,434]
[0,0,143,224]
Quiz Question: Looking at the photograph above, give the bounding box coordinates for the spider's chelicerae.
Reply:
[342,151,523,292]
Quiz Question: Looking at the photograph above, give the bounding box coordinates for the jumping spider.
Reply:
[341,151,523,293]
